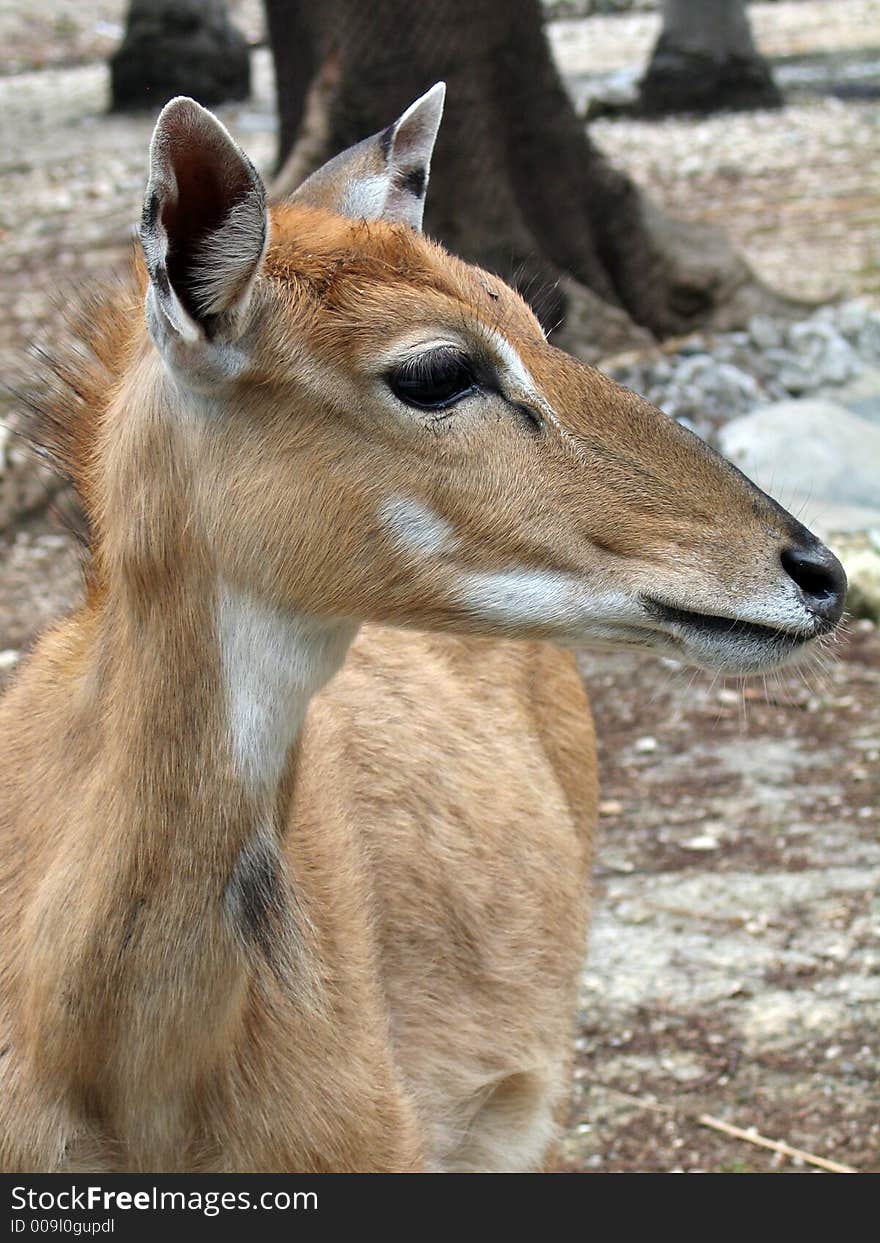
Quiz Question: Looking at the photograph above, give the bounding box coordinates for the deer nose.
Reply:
[780,541,847,626]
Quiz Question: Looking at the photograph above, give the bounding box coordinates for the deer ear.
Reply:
[291,82,445,231]
[140,97,268,343]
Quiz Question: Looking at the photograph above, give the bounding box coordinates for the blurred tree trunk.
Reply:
[263,0,318,172]
[267,0,797,358]
[636,0,782,116]
[110,0,250,111]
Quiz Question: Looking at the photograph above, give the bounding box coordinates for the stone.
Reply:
[683,834,721,851]
[785,499,880,539]
[858,317,880,362]
[749,314,784,350]
[660,356,763,422]
[834,300,872,340]
[843,395,880,425]
[719,399,880,510]
[826,367,880,425]
[778,361,813,394]
[819,337,861,385]
[713,362,764,410]
[785,321,861,386]
[826,530,880,621]
[787,320,842,352]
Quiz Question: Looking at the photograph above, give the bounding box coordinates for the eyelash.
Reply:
[387,347,477,410]
[386,346,544,434]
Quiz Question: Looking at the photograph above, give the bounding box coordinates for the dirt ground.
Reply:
[0,0,878,1173]
[565,629,879,1172]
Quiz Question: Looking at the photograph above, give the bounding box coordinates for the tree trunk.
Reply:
[636,0,783,117]
[263,0,319,170]
[266,0,798,359]
[110,0,250,111]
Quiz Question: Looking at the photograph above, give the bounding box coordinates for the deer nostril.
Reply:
[780,544,847,625]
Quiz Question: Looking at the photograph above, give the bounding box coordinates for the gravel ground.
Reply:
[0,0,878,1174]
[0,0,266,76]
[553,1,880,305]
[590,99,880,304]
[604,300,880,441]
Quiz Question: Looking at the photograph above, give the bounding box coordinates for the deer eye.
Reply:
[388,347,477,410]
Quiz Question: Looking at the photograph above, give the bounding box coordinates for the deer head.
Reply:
[135,87,845,676]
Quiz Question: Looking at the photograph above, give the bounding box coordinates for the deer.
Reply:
[0,84,846,1173]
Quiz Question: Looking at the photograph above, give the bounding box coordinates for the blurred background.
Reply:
[0,0,878,1172]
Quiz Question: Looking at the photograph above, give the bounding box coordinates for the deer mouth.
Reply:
[638,596,830,672]
[641,598,823,645]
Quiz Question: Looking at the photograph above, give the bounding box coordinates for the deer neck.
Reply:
[93,355,358,840]
[88,515,357,883]
[216,581,355,800]
[26,386,357,1145]
[83,572,357,957]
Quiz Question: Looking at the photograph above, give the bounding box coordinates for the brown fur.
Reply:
[0,188,831,1171]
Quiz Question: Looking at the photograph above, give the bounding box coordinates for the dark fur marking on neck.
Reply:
[119,897,146,955]
[223,830,288,974]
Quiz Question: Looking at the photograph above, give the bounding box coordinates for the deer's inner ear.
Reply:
[140,96,268,343]
[289,82,445,232]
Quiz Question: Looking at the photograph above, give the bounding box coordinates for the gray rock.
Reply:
[785,320,862,386]
[858,317,880,362]
[828,530,880,621]
[749,314,784,350]
[787,320,845,353]
[833,300,872,341]
[763,347,800,370]
[846,395,880,424]
[714,363,764,410]
[819,336,862,385]
[664,356,763,419]
[604,302,880,452]
[783,498,880,539]
[820,366,880,425]
[718,399,880,510]
[778,361,813,394]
